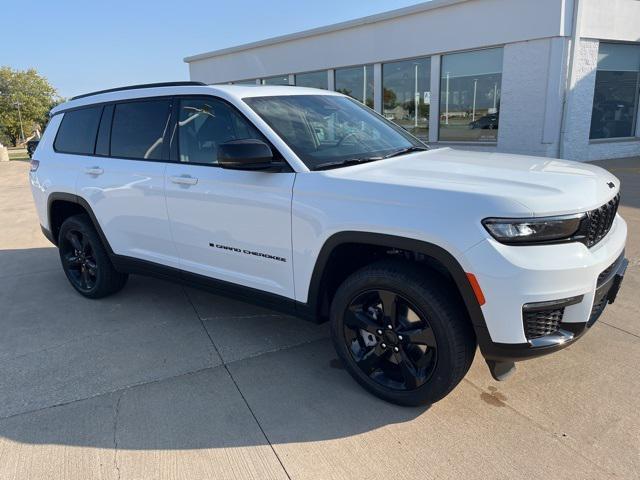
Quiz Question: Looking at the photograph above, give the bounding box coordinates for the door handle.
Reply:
[85,166,104,175]
[169,175,198,185]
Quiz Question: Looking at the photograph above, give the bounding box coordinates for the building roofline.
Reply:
[183,0,470,63]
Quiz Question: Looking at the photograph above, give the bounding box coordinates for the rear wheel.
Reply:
[58,214,128,298]
[330,260,476,406]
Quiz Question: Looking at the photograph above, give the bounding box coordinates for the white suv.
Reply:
[30,82,628,406]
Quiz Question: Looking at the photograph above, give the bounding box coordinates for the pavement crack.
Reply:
[0,318,177,362]
[600,319,640,339]
[0,365,215,422]
[182,286,293,480]
[112,393,123,480]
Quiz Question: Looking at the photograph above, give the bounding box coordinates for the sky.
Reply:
[1,0,427,99]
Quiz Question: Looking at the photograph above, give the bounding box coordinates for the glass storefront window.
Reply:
[590,43,640,140]
[335,65,374,108]
[382,57,431,140]
[232,79,258,85]
[295,71,328,89]
[261,75,290,86]
[439,48,503,142]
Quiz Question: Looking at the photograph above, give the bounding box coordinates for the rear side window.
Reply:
[110,100,171,160]
[54,106,103,154]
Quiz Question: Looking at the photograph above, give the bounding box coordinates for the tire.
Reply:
[58,214,128,299]
[330,259,476,406]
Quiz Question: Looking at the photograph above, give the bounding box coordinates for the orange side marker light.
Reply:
[466,273,486,306]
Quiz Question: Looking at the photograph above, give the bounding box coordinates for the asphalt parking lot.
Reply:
[0,157,638,480]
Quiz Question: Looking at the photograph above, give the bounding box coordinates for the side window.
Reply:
[54,106,103,154]
[177,98,267,164]
[110,100,171,160]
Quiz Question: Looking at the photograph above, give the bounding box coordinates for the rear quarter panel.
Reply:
[29,114,79,232]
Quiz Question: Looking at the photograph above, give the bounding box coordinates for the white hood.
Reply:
[324,148,620,217]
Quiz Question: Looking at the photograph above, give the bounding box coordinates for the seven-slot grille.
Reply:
[585,194,620,247]
[523,308,564,340]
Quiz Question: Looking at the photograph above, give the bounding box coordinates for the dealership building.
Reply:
[185,0,640,161]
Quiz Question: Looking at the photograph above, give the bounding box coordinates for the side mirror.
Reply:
[217,139,274,170]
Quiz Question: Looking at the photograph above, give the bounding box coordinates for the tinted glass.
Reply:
[110,100,171,160]
[295,71,328,89]
[335,65,374,108]
[95,104,113,156]
[439,48,503,142]
[382,57,431,140]
[245,95,424,170]
[178,98,267,164]
[590,43,640,139]
[261,75,289,86]
[54,106,102,154]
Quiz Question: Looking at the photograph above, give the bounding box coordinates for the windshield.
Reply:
[243,95,426,170]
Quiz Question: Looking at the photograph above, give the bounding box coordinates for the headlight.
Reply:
[482,214,585,244]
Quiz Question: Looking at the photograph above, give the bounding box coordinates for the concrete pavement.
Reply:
[0,158,638,479]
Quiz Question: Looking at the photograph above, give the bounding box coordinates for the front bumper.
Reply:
[481,254,627,362]
[464,214,627,362]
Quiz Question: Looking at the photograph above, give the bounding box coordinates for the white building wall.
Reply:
[185,0,640,162]
[562,39,640,161]
[187,0,568,85]
[498,38,562,157]
[581,0,640,42]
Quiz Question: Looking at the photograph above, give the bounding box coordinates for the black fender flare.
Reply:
[46,192,114,255]
[304,231,488,333]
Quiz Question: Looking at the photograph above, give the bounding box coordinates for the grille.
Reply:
[524,308,565,340]
[585,194,620,247]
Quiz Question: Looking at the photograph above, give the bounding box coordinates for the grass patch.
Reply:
[7,148,29,162]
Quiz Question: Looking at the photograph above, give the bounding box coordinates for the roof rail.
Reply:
[70,81,207,100]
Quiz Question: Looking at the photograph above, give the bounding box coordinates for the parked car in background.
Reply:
[469,113,499,130]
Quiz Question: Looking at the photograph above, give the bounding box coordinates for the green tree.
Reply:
[0,67,58,146]
[383,88,397,110]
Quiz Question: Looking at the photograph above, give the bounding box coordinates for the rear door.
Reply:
[164,96,295,298]
[75,98,179,268]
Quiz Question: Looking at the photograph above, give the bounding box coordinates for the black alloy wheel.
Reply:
[330,260,476,406]
[343,289,438,391]
[60,229,99,292]
[58,214,128,298]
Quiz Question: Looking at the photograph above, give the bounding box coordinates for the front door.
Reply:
[164,97,295,298]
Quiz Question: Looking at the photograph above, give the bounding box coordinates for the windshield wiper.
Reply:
[381,145,428,159]
[313,146,428,171]
[313,157,382,171]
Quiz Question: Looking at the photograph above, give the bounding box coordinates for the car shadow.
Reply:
[0,246,428,450]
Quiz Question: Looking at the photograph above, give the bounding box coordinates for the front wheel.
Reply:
[330,260,476,406]
[58,214,128,298]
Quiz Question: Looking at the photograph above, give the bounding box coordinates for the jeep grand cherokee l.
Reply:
[29,82,628,405]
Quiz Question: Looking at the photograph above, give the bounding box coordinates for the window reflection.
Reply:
[590,43,640,140]
[178,99,265,164]
[231,80,257,85]
[335,65,374,108]
[295,71,328,89]
[261,75,290,86]
[382,57,431,140]
[439,48,503,142]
